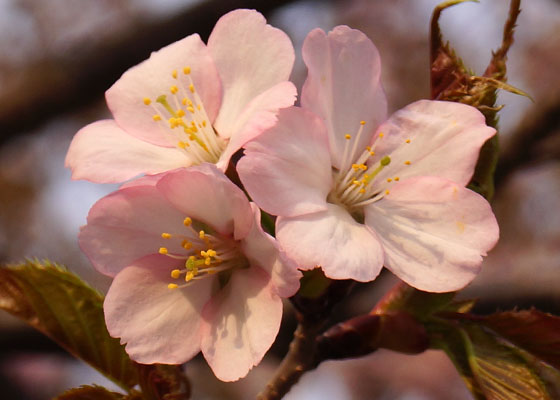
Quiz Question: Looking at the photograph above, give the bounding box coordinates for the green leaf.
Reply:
[54,385,142,400]
[432,317,560,400]
[0,260,138,390]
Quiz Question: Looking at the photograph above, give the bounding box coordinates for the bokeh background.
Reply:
[1,0,559,398]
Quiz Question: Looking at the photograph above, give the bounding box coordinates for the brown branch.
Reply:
[0,0,298,146]
[494,96,560,187]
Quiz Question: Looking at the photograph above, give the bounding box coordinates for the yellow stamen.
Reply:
[189,83,195,93]
[387,178,392,182]
[159,247,168,255]
[183,66,191,75]
[143,97,151,105]
[395,176,400,181]
[379,132,384,138]
[406,139,411,143]
[176,109,186,117]
[183,217,192,226]
[161,233,171,239]
[404,160,411,165]
[199,230,205,239]
[172,70,178,79]
[170,85,179,94]
[345,134,351,140]
[181,240,192,250]
[153,114,162,121]
[385,190,390,195]
[168,283,178,289]
[360,120,366,125]
[171,269,181,279]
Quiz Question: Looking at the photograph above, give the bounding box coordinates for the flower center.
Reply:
[143,66,225,164]
[328,121,413,216]
[158,216,247,290]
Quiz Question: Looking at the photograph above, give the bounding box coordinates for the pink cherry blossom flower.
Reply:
[65,9,296,183]
[79,164,300,381]
[237,26,499,292]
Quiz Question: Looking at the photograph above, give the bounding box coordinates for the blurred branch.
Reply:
[494,96,560,187]
[0,0,297,145]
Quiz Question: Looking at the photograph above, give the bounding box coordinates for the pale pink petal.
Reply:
[65,120,189,183]
[156,164,253,239]
[242,204,301,298]
[369,100,496,187]
[365,176,499,292]
[106,34,221,147]
[237,107,332,217]
[216,81,297,170]
[79,185,187,276]
[200,266,282,381]
[104,255,213,364]
[276,204,384,282]
[301,26,387,169]
[119,173,165,189]
[208,9,295,139]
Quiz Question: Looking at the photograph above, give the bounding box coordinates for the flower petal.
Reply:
[106,34,221,147]
[301,26,387,169]
[365,176,499,292]
[104,255,213,364]
[79,185,187,276]
[208,9,295,139]
[369,100,496,187]
[65,120,189,183]
[200,266,282,381]
[216,81,297,171]
[156,164,253,239]
[238,107,332,217]
[242,204,301,298]
[276,204,384,282]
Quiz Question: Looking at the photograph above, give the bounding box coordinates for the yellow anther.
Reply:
[370,152,375,156]
[406,139,411,143]
[197,104,201,110]
[153,114,162,121]
[178,141,187,149]
[161,233,172,239]
[159,247,168,255]
[181,240,192,250]
[379,132,384,138]
[172,70,178,79]
[200,250,207,257]
[385,190,390,195]
[404,160,411,165]
[170,85,179,94]
[360,120,366,125]
[182,98,188,105]
[143,97,151,105]
[199,230,205,239]
[366,146,371,151]
[360,164,367,171]
[168,283,179,289]
[352,164,360,171]
[204,257,211,266]
[189,84,195,93]
[359,189,366,194]
[187,106,195,113]
[395,177,400,181]
[185,271,195,282]
[387,178,392,182]
[207,249,217,257]
[345,134,351,140]
[352,180,361,186]
[176,109,186,117]
[183,217,192,226]
[183,66,191,74]
[202,120,207,127]
[171,269,181,279]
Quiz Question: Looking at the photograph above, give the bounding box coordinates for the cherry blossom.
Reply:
[237,26,499,292]
[79,164,300,381]
[66,9,296,183]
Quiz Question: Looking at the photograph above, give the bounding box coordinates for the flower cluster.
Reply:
[69,9,499,381]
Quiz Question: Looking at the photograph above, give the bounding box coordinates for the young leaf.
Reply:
[54,385,142,400]
[0,260,138,390]
[480,310,560,371]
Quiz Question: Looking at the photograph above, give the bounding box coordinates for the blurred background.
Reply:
[0,0,559,398]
